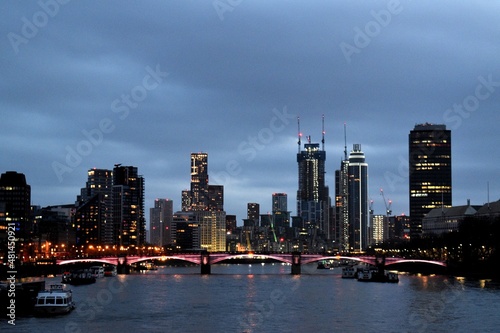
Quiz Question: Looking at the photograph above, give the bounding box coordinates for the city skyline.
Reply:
[1,1,499,224]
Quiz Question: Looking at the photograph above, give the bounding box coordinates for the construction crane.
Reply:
[380,188,392,216]
[380,188,392,241]
[268,213,278,243]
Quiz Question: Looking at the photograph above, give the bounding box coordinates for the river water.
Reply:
[5,263,500,333]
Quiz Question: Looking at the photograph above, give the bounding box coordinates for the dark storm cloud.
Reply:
[1,0,499,221]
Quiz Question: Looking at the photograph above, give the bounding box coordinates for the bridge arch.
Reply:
[57,258,117,266]
[127,256,200,265]
[300,255,374,266]
[210,253,293,265]
[385,259,447,267]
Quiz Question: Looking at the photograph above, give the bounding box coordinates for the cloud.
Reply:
[1,0,499,224]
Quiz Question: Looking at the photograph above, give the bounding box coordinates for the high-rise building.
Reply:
[247,203,260,225]
[76,168,113,244]
[113,165,145,247]
[177,153,226,252]
[181,190,191,212]
[371,214,385,245]
[172,211,199,250]
[0,171,31,242]
[226,214,237,233]
[272,193,289,228]
[75,193,104,246]
[272,193,287,213]
[348,144,369,251]
[335,157,350,252]
[0,171,31,263]
[150,199,173,248]
[190,152,209,211]
[208,185,224,212]
[297,133,331,245]
[409,124,451,238]
[198,210,227,252]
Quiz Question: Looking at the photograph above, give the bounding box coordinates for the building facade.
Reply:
[149,198,173,248]
[247,203,260,225]
[76,168,113,244]
[272,193,289,228]
[0,171,31,242]
[190,152,209,211]
[348,144,369,251]
[175,153,226,252]
[335,158,350,252]
[409,124,452,238]
[297,140,331,247]
[112,165,145,248]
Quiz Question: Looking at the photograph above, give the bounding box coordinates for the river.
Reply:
[5,263,500,333]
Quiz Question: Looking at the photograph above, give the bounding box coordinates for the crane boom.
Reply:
[380,188,392,216]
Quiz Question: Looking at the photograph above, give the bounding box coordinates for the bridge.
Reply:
[55,252,447,275]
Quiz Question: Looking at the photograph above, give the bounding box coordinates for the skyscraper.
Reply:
[272,193,289,228]
[178,153,226,252]
[409,124,452,238]
[76,168,113,244]
[150,198,173,247]
[0,171,31,245]
[348,144,369,251]
[112,165,145,247]
[198,210,226,252]
[208,185,224,212]
[335,153,350,252]
[247,203,260,225]
[296,124,331,247]
[190,152,209,211]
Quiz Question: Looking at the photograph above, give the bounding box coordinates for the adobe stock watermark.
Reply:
[405,279,464,333]
[213,0,243,21]
[238,275,301,332]
[51,64,168,182]
[383,73,498,192]
[211,106,296,185]
[7,0,71,55]
[64,277,129,333]
[6,223,17,326]
[339,0,404,64]
[443,74,499,130]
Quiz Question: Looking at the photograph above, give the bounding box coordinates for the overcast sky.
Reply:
[1,1,499,227]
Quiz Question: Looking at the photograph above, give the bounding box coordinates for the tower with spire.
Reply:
[296,116,331,250]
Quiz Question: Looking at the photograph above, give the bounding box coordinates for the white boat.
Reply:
[357,268,374,281]
[34,284,75,316]
[91,266,105,278]
[341,266,357,278]
[356,267,399,283]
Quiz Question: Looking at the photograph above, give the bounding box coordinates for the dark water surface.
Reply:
[6,263,500,333]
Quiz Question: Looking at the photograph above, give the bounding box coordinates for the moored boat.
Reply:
[90,266,105,278]
[65,269,96,285]
[341,266,357,278]
[34,284,75,316]
[103,265,117,277]
[356,267,399,283]
[317,260,335,270]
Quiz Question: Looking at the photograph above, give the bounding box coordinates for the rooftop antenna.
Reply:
[343,122,347,160]
[297,116,301,153]
[322,114,325,151]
